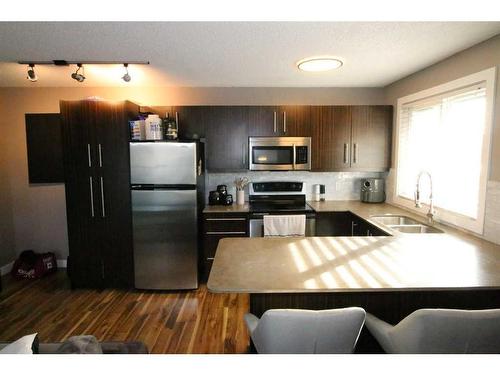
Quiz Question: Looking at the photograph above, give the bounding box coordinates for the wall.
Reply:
[384,34,500,244]
[0,86,386,265]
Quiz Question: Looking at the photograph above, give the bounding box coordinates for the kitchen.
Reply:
[1,17,500,367]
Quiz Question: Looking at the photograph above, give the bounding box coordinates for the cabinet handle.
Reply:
[206,218,246,221]
[273,111,277,134]
[206,231,247,235]
[353,143,357,164]
[343,143,350,164]
[242,142,246,167]
[207,257,215,261]
[87,144,92,167]
[175,111,179,128]
[98,144,103,167]
[351,221,358,236]
[367,229,371,236]
[100,176,106,218]
[283,111,287,133]
[89,176,95,218]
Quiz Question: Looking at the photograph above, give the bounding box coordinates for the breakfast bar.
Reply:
[207,202,500,352]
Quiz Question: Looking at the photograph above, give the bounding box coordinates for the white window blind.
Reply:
[397,83,487,220]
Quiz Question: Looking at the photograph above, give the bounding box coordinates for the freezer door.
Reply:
[130,142,197,185]
[132,189,198,290]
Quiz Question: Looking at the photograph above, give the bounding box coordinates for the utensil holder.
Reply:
[236,190,245,205]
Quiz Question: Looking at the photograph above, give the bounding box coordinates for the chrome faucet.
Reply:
[414,171,436,224]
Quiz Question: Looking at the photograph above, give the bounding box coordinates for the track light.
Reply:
[26,64,37,82]
[122,63,131,82]
[71,64,86,83]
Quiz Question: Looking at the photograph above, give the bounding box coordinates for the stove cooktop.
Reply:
[248,181,313,214]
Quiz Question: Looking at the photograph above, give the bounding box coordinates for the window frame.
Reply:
[393,67,497,234]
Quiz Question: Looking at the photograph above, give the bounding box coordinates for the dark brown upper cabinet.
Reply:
[248,106,278,136]
[25,113,64,183]
[279,106,312,137]
[173,106,207,140]
[311,105,392,172]
[205,106,249,172]
[247,106,311,137]
[350,106,392,171]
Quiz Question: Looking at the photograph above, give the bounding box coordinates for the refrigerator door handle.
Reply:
[100,176,106,218]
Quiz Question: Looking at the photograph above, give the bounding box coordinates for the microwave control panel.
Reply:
[296,146,308,164]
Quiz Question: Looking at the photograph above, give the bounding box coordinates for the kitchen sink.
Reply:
[389,224,443,234]
[371,215,443,234]
[370,215,421,226]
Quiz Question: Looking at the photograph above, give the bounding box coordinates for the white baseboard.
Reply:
[0,261,14,276]
[0,259,67,276]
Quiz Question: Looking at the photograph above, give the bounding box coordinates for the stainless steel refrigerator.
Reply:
[130,142,201,290]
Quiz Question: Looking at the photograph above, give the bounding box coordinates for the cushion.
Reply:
[0,333,39,354]
[56,335,103,354]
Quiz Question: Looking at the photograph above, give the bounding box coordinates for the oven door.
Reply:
[248,137,311,171]
[249,214,316,237]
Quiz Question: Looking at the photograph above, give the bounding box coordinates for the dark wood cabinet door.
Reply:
[175,106,207,140]
[248,106,279,136]
[351,106,392,171]
[333,106,352,171]
[280,106,311,137]
[60,100,103,288]
[311,106,336,171]
[315,212,354,236]
[94,101,135,288]
[25,113,64,183]
[205,106,249,171]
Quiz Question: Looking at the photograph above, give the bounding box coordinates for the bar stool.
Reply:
[365,308,500,353]
[244,307,366,354]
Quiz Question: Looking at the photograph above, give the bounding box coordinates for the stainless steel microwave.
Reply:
[248,137,311,171]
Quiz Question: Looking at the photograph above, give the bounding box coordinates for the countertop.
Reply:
[207,201,500,293]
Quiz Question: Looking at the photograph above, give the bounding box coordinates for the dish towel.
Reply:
[263,215,306,237]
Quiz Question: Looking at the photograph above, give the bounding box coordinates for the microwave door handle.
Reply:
[293,144,296,170]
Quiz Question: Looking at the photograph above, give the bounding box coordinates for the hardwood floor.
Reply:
[0,271,250,353]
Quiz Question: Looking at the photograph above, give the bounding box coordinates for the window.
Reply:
[394,68,496,234]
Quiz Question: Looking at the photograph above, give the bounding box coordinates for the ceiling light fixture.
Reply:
[26,64,37,82]
[122,63,131,82]
[71,63,86,83]
[17,60,149,83]
[297,57,343,72]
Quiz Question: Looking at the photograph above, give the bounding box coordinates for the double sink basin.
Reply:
[370,215,443,234]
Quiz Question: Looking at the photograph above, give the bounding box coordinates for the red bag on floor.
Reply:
[11,250,58,279]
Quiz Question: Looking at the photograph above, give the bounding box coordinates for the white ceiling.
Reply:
[0,22,499,88]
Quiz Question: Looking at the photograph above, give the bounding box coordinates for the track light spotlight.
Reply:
[71,64,85,83]
[122,63,131,82]
[26,64,37,82]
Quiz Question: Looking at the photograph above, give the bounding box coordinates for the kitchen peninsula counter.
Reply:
[208,201,500,293]
[206,200,500,352]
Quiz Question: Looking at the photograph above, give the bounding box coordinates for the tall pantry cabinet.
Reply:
[60,100,138,288]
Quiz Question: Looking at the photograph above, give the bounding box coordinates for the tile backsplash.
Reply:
[206,171,387,202]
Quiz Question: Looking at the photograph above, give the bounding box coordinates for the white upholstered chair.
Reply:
[244,307,366,354]
[365,308,500,354]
